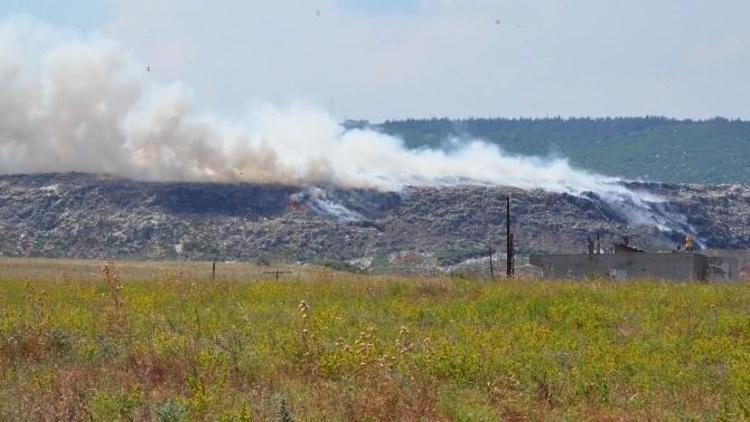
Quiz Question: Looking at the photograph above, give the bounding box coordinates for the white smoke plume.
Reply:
[0,16,694,237]
[0,17,615,191]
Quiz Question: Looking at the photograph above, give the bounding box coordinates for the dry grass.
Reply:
[0,257,749,420]
[0,256,319,283]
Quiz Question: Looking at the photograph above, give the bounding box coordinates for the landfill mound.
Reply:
[1,173,749,274]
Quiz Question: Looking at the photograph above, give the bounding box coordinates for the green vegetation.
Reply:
[321,260,367,274]
[374,117,750,184]
[0,258,749,420]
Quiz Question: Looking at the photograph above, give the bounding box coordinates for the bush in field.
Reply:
[155,400,189,422]
[321,260,366,274]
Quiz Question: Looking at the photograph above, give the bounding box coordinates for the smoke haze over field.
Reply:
[0,16,689,236]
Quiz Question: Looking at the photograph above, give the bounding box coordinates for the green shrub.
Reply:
[155,400,190,422]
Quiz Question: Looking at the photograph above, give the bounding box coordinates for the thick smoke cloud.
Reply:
[0,18,655,208]
[2,16,702,240]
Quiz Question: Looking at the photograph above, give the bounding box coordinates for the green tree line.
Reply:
[364,117,750,184]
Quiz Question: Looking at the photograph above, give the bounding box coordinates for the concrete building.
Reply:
[530,251,739,282]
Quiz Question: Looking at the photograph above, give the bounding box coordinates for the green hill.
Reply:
[367,117,750,184]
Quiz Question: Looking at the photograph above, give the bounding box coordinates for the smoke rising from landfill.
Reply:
[0,17,657,215]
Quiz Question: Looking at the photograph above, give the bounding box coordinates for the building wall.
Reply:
[529,253,706,281]
[705,256,739,281]
[702,250,749,281]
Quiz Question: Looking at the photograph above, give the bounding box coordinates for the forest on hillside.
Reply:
[360,117,750,184]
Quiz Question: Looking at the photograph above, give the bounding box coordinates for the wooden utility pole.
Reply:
[488,244,495,280]
[211,260,216,282]
[506,196,514,279]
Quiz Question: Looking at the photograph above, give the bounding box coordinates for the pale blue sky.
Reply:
[0,0,114,29]
[2,0,749,120]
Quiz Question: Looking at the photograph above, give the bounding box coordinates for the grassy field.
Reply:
[0,258,749,421]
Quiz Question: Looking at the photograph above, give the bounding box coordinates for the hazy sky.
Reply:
[2,0,749,121]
